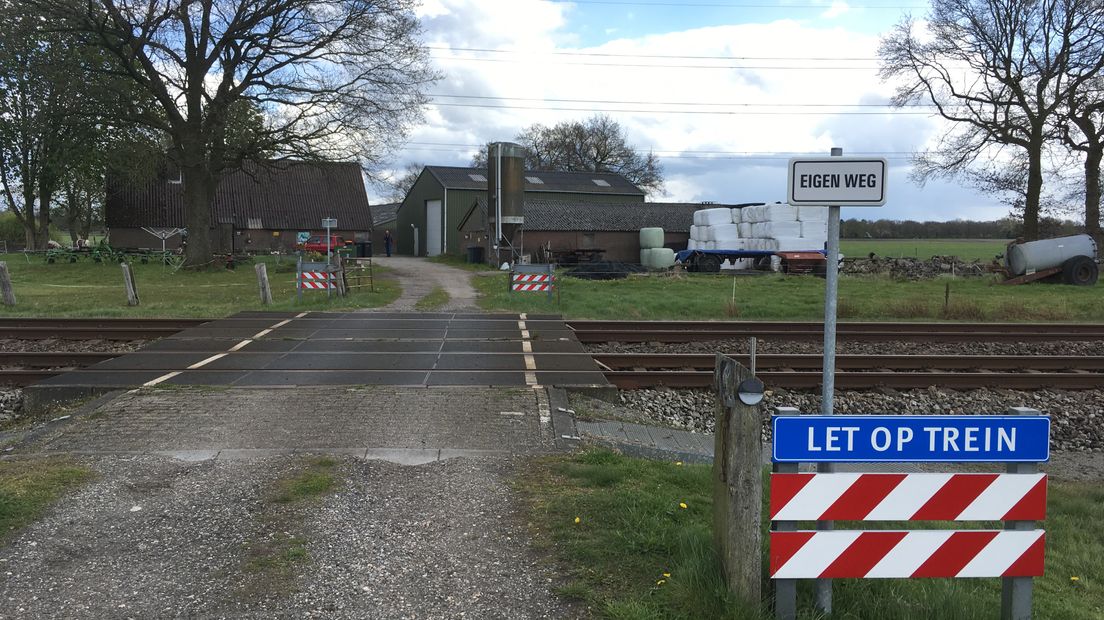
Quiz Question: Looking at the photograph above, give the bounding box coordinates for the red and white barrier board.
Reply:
[299,271,334,290]
[511,273,553,292]
[770,473,1047,521]
[770,529,1045,579]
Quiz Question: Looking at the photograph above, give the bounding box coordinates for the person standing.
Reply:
[383,229,392,257]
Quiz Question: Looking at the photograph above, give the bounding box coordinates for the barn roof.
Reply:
[105,160,372,230]
[424,166,644,196]
[370,202,400,226]
[462,198,716,233]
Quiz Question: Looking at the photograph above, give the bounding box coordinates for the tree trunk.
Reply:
[1085,146,1102,247]
[181,163,217,268]
[1022,136,1044,241]
[37,186,52,249]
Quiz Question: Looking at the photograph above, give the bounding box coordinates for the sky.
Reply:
[370,0,1013,222]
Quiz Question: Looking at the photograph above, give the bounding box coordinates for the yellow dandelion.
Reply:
[574,516,581,524]
[675,461,683,466]
[656,579,666,586]
[1071,576,1080,582]
[663,572,671,579]
[679,502,688,509]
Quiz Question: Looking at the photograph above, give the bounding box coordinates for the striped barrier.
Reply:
[771,530,1045,579]
[511,273,553,292]
[298,271,335,290]
[769,472,1047,522]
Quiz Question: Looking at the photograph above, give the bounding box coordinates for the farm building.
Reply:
[458,198,712,263]
[369,202,399,253]
[395,165,645,257]
[105,160,373,253]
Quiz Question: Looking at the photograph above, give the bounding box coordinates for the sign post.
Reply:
[787,151,887,613]
[322,218,337,299]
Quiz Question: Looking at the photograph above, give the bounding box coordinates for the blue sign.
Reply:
[772,415,1050,463]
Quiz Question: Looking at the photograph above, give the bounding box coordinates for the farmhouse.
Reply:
[395,165,646,257]
[105,160,373,253]
[458,198,705,263]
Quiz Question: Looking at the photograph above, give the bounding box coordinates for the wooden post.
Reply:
[333,254,346,298]
[121,263,139,306]
[712,354,763,608]
[255,262,273,305]
[0,262,15,305]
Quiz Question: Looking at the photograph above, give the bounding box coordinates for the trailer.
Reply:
[676,248,827,274]
[999,234,1098,286]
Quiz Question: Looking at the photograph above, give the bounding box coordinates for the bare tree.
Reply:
[880,0,1104,240]
[382,161,423,202]
[1060,75,1104,243]
[32,0,437,267]
[470,115,664,195]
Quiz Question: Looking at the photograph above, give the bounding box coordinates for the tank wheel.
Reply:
[754,256,772,271]
[699,254,722,273]
[1062,255,1099,286]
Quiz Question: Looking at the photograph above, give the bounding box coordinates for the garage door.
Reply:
[426,199,442,256]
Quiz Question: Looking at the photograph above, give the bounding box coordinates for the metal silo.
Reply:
[488,142,525,261]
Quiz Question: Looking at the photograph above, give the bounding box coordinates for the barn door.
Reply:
[426,200,442,256]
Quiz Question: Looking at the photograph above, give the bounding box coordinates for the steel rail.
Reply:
[567,320,1104,334]
[593,353,1104,372]
[604,370,1104,390]
[572,329,1101,343]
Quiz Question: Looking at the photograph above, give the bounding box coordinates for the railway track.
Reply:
[566,320,1104,343]
[0,318,206,340]
[2,351,1102,390]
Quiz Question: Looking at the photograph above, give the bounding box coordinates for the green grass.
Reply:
[474,272,1104,322]
[414,286,451,310]
[0,254,400,317]
[841,239,1010,262]
[271,457,339,504]
[521,449,1103,620]
[0,459,93,543]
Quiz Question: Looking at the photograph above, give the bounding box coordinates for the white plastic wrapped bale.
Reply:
[689,225,701,240]
[760,238,780,251]
[741,205,764,222]
[640,248,652,268]
[752,221,802,238]
[801,220,828,239]
[775,236,821,251]
[730,208,742,224]
[704,241,717,250]
[693,210,705,226]
[797,206,828,222]
[640,227,664,249]
[713,238,747,251]
[710,223,741,241]
[738,223,753,238]
[763,204,798,221]
[650,248,676,269]
[698,207,734,225]
[687,239,698,250]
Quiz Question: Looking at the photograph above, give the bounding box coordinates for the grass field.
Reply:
[0,254,400,317]
[0,459,93,545]
[474,272,1104,322]
[522,449,1102,620]
[840,239,1010,262]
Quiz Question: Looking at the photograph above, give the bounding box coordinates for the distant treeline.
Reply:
[841,217,1084,240]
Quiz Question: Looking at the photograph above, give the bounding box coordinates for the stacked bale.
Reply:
[687,203,828,271]
[639,227,675,269]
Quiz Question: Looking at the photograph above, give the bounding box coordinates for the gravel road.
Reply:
[0,455,575,619]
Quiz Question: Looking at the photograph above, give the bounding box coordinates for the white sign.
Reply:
[322,218,338,228]
[787,157,888,206]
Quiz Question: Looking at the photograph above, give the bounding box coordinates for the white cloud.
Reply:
[821,1,852,18]
[376,1,1004,218]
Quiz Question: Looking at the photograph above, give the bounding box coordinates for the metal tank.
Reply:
[487,142,526,261]
[1006,234,1097,276]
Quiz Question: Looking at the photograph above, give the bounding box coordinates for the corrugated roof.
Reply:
[465,198,709,232]
[425,166,644,196]
[370,202,399,226]
[106,160,373,230]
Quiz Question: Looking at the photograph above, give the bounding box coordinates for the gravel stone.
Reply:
[586,338,1104,357]
[0,338,145,354]
[0,455,576,619]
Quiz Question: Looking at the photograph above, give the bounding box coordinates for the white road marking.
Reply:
[228,339,253,352]
[521,341,532,353]
[251,328,273,339]
[524,354,537,370]
[143,371,181,387]
[187,353,228,370]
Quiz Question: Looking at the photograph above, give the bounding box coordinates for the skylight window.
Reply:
[525,176,544,184]
[592,179,611,187]
[469,173,487,182]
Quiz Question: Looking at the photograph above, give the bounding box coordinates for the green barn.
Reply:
[395,166,645,257]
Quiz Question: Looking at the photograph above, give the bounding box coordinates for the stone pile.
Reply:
[842,255,993,279]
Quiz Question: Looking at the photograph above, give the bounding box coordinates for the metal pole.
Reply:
[749,337,757,375]
[1001,406,1041,620]
[815,146,843,614]
[326,220,332,299]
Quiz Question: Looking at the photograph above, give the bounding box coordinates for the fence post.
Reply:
[121,262,139,306]
[712,354,762,609]
[1002,406,1041,620]
[255,262,273,305]
[0,262,15,306]
[772,406,800,620]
